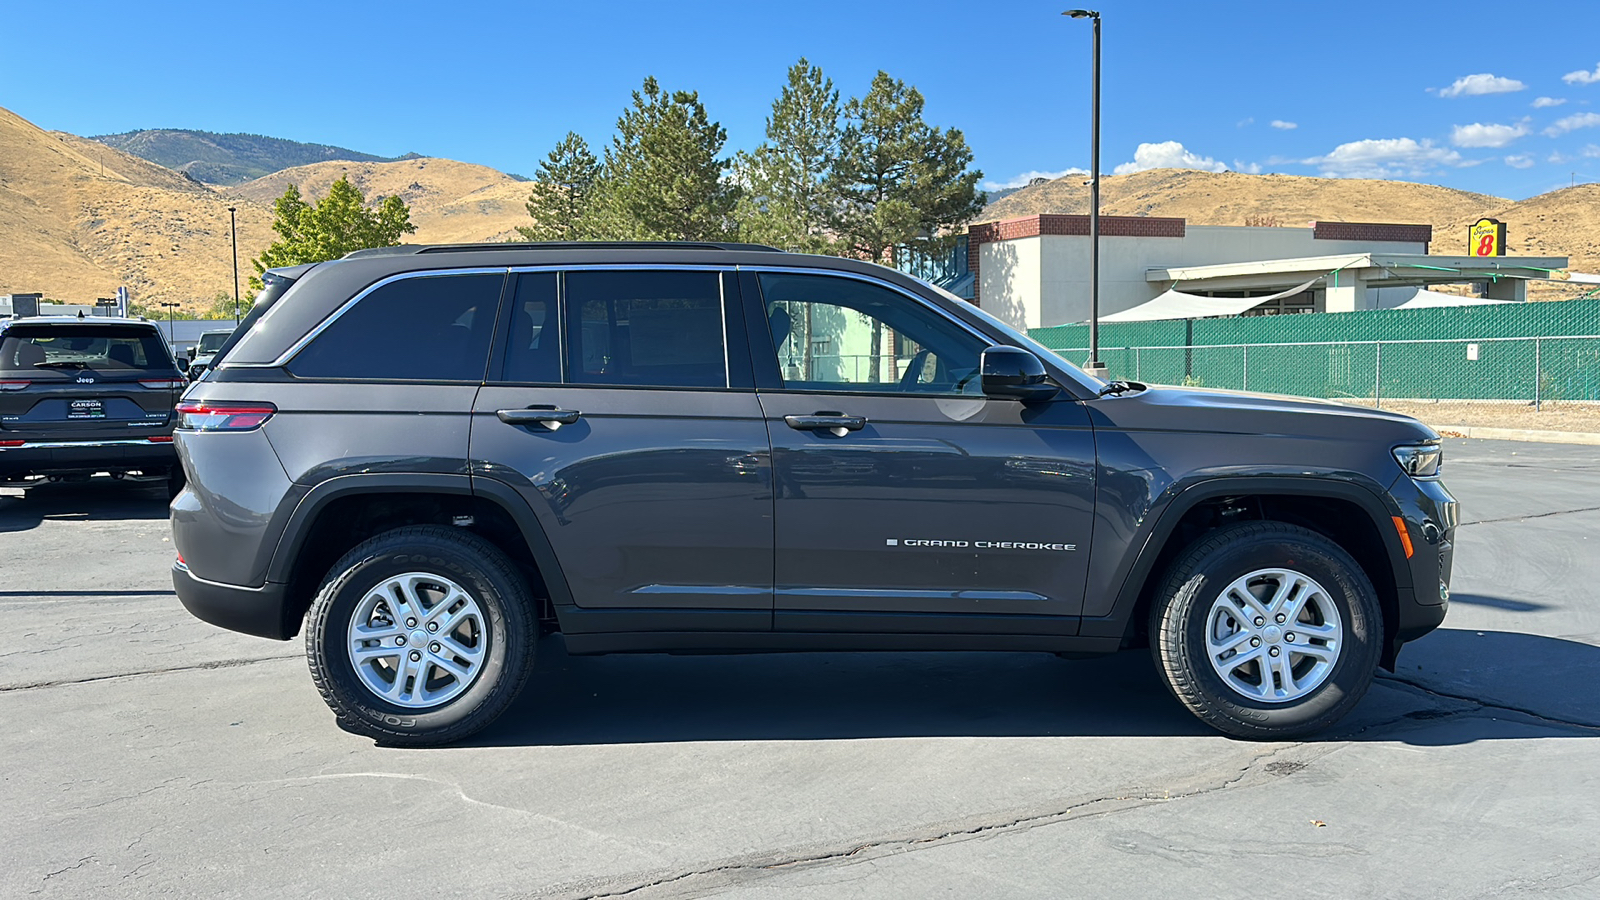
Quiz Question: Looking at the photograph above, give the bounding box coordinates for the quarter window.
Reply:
[756,273,984,395]
[564,270,727,389]
[290,272,504,381]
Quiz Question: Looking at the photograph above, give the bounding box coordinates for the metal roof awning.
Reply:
[1144,253,1569,293]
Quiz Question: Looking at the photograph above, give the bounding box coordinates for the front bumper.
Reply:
[0,439,177,479]
[1388,473,1459,650]
[172,561,295,640]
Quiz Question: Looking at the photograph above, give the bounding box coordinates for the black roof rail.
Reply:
[341,241,783,259]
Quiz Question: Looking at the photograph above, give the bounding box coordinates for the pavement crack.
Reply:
[0,654,301,693]
[1459,504,1600,526]
[545,745,1310,900]
[41,856,96,880]
[1376,673,1600,732]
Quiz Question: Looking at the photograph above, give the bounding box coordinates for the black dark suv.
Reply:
[1,316,186,491]
[171,243,1456,745]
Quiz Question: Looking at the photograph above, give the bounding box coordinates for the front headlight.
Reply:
[1393,442,1443,478]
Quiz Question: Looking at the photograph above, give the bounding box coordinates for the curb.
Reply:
[1430,424,1600,446]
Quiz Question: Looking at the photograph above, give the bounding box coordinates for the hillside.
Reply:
[227,158,534,243]
[89,129,409,186]
[980,169,1507,235]
[977,168,1600,299]
[1447,183,1600,280]
[0,106,276,309]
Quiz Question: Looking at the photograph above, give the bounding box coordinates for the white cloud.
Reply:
[981,168,1088,192]
[1113,141,1229,176]
[1270,120,1298,130]
[1438,73,1527,97]
[1544,112,1600,136]
[1233,160,1263,174]
[1307,138,1464,178]
[1450,122,1529,148]
[1533,96,1568,108]
[1586,145,1600,159]
[1504,154,1536,169]
[1236,117,1254,127]
[1563,63,1600,85]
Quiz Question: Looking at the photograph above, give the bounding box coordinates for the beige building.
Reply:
[968,215,1568,329]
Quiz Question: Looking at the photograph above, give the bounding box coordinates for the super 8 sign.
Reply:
[1468,217,1506,257]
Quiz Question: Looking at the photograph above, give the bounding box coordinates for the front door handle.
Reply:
[497,407,581,431]
[784,412,866,437]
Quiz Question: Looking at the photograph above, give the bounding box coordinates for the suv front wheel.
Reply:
[305,526,535,746]
[1150,522,1382,739]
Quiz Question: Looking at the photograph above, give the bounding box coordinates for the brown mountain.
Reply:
[0,105,275,310]
[979,168,1599,298]
[226,158,533,244]
[980,168,1507,237]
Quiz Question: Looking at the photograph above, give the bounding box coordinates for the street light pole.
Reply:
[228,206,240,325]
[1064,9,1107,379]
[158,302,180,350]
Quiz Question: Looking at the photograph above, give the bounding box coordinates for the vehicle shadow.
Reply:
[469,627,1600,748]
[0,478,170,533]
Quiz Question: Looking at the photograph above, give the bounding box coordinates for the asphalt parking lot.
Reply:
[2,437,1598,899]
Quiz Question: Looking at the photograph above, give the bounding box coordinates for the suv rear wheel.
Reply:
[1149,522,1382,739]
[304,525,535,746]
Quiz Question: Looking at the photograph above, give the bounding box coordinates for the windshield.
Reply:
[198,332,231,353]
[1,325,176,373]
[924,281,1107,389]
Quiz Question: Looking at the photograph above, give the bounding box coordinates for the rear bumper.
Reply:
[0,439,176,479]
[172,562,295,640]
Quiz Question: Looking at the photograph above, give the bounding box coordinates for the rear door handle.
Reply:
[497,407,581,430]
[784,413,866,437]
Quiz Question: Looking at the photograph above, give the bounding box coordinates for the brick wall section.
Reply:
[1312,221,1432,246]
[967,214,1186,305]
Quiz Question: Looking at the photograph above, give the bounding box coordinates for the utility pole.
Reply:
[228,206,241,324]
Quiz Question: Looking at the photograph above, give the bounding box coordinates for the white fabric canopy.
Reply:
[1393,288,1514,309]
[1100,277,1322,323]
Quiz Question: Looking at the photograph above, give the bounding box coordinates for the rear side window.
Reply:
[564,270,726,388]
[290,272,505,381]
[501,272,560,384]
[1,326,175,373]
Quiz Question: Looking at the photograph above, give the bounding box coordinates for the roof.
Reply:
[343,241,782,259]
[1146,253,1570,292]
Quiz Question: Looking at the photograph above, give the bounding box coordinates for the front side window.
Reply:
[564,270,726,389]
[290,272,504,381]
[757,273,984,395]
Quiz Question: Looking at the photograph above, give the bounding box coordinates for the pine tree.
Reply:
[594,77,737,241]
[516,132,601,242]
[248,177,415,293]
[829,71,985,262]
[734,59,841,253]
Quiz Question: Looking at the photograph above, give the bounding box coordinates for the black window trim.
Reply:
[740,266,1003,399]
[231,267,511,369]
[491,264,748,391]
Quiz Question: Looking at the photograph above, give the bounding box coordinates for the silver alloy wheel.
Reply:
[346,572,488,709]
[1204,568,1343,704]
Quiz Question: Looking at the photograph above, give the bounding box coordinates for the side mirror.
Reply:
[980,346,1058,401]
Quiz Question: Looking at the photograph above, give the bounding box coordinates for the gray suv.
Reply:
[171,243,1456,746]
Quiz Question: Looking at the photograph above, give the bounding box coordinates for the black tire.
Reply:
[1149,522,1382,739]
[305,525,535,746]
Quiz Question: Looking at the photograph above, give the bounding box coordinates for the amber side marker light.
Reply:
[1392,516,1415,559]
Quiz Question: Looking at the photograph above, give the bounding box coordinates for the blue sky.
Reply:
[5,0,1598,200]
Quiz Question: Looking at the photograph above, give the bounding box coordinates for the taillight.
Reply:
[140,378,187,390]
[0,380,28,391]
[147,435,175,443]
[175,401,276,431]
